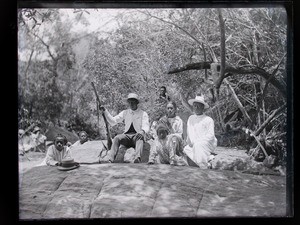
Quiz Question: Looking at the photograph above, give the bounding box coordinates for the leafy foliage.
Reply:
[18,8,288,165]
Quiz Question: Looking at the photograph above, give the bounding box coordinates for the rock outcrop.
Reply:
[19,163,286,219]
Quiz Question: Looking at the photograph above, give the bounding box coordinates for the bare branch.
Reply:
[167,62,286,98]
[224,79,253,125]
[140,11,204,49]
[224,66,286,98]
[31,32,56,61]
[254,104,286,136]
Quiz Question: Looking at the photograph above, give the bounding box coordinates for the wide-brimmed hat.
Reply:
[78,131,87,136]
[127,93,139,102]
[19,129,25,136]
[57,158,80,171]
[188,95,209,109]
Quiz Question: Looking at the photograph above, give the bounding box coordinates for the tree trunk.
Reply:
[202,43,208,80]
[24,49,34,90]
[215,98,226,132]
[259,77,267,136]
[254,82,261,131]
[217,9,226,83]
[252,30,260,66]
[96,101,101,138]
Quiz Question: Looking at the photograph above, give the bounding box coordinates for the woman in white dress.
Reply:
[183,95,217,169]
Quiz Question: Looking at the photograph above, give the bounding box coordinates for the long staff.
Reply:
[91,82,112,150]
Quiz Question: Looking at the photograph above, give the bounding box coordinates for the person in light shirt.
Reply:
[30,126,47,152]
[183,95,217,169]
[70,131,89,148]
[45,134,72,166]
[154,101,184,157]
[155,85,171,105]
[148,123,187,166]
[99,93,150,163]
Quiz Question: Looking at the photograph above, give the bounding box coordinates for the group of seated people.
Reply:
[42,91,218,169]
[18,126,47,154]
[44,131,89,166]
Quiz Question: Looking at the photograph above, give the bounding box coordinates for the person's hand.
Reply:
[159,116,171,128]
[184,139,193,148]
[98,106,105,114]
[159,116,167,124]
[136,132,144,140]
[147,133,155,140]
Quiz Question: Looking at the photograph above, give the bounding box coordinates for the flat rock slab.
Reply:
[19,164,286,219]
[70,141,104,164]
[70,140,150,164]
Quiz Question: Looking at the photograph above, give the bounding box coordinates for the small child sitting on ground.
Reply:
[148,123,188,166]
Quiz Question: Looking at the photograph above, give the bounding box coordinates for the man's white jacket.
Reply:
[104,108,150,134]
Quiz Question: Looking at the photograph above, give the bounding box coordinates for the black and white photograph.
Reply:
[17,1,293,220]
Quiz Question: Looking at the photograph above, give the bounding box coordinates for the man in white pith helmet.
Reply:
[99,93,150,163]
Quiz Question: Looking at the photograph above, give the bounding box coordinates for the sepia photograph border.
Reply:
[13,0,294,223]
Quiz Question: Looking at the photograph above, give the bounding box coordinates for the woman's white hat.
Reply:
[127,93,139,102]
[188,95,209,109]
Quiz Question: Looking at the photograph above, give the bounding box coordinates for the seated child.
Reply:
[45,134,72,166]
[69,131,89,148]
[148,123,188,166]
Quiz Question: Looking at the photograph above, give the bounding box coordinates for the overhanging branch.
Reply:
[168,62,212,74]
[224,66,286,98]
[167,62,286,98]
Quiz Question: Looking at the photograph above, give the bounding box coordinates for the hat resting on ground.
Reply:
[188,95,209,109]
[127,93,139,102]
[57,158,80,171]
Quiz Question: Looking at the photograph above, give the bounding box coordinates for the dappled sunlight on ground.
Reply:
[19,163,286,219]
[18,141,287,219]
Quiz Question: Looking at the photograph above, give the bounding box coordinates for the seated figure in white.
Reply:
[183,95,217,169]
